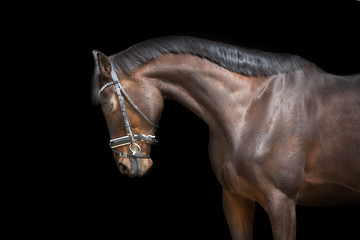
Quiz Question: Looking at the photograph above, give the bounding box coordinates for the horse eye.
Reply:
[104,104,113,112]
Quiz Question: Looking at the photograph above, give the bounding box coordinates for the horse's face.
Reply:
[93,51,163,177]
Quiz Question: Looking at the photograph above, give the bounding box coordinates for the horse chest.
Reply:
[208,141,265,198]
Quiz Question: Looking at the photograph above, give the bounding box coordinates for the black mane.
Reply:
[112,36,308,77]
[92,36,310,104]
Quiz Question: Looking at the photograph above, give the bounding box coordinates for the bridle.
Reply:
[98,63,158,160]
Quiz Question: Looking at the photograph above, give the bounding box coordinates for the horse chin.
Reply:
[117,157,153,177]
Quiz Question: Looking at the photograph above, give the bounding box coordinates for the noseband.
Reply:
[98,64,158,160]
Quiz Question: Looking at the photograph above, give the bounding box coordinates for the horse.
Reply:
[91,36,360,240]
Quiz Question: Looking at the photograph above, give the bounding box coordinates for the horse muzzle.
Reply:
[110,134,157,177]
[116,155,153,177]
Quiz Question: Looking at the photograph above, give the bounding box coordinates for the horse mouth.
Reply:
[116,157,153,177]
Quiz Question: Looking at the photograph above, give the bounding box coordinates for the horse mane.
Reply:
[92,36,309,104]
[112,36,309,77]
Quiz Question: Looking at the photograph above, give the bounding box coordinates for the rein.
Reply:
[98,64,158,159]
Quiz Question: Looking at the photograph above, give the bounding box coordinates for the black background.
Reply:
[16,3,359,239]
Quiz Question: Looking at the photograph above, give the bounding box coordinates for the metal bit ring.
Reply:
[129,143,142,155]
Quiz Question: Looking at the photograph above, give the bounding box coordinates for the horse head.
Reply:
[92,50,163,177]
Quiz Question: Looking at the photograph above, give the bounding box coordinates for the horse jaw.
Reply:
[116,157,153,177]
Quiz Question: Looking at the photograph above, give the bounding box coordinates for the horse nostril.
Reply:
[117,158,131,174]
[117,158,139,177]
[119,164,127,173]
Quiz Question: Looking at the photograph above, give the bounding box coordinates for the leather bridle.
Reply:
[98,63,158,160]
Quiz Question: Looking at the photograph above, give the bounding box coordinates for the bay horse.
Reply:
[91,36,360,240]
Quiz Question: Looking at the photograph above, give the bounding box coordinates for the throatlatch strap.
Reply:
[110,67,159,128]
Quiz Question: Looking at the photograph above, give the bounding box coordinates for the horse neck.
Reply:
[138,54,271,142]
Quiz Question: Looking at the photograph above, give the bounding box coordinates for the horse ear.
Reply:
[93,50,112,78]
